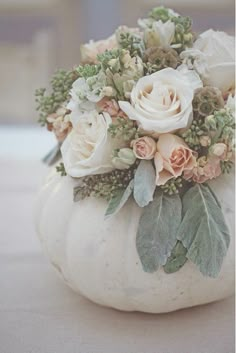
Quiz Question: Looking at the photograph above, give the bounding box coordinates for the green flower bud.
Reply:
[205,115,217,130]
[112,148,136,170]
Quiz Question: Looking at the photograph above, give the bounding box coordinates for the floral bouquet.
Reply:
[35,6,235,312]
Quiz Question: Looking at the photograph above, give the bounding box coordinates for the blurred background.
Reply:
[0,0,234,159]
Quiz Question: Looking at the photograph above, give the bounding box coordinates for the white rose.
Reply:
[61,111,115,178]
[119,68,202,134]
[193,29,235,93]
[144,20,175,48]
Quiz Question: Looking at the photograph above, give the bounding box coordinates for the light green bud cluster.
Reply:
[181,119,207,150]
[160,177,183,195]
[108,117,139,141]
[112,148,136,169]
[97,49,144,100]
[116,29,145,58]
[56,162,67,176]
[73,165,138,201]
[35,69,79,125]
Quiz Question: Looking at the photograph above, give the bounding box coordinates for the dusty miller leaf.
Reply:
[105,179,134,218]
[134,160,156,207]
[163,241,187,274]
[73,185,84,202]
[136,191,182,273]
[177,184,230,278]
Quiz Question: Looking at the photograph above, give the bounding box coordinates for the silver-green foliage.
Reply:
[136,191,182,273]
[163,241,187,274]
[134,160,156,207]
[105,179,134,218]
[177,184,230,278]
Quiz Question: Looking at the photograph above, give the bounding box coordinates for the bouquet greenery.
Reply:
[36,6,235,279]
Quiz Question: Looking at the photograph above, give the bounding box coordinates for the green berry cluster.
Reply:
[205,109,235,145]
[181,119,206,150]
[74,165,138,202]
[171,16,194,51]
[56,162,67,176]
[35,69,79,125]
[76,64,101,79]
[160,177,183,195]
[148,7,194,51]
[108,117,139,141]
[97,49,122,71]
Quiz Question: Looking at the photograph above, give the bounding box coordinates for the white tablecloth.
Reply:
[0,127,234,353]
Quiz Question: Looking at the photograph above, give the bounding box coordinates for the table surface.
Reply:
[0,127,235,353]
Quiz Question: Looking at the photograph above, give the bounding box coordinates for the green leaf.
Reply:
[134,160,156,207]
[105,179,134,218]
[136,191,182,273]
[163,241,187,274]
[177,184,230,278]
[73,185,84,202]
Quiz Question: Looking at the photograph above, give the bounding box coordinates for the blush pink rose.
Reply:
[131,136,157,160]
[184,156,222,183]
[97,97,126,118]
[154,134,196,185]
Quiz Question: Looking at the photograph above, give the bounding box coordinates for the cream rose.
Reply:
[131,136,156,160]
[191,29,235,93]
[154,134,196,185]
[119,68,202,134]
[80,34,117,64]
[61,111,115,178]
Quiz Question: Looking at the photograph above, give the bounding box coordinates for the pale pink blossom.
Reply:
[199,135,211,147]
[47,107,72,142]
[97,97,120,116]
[131,136,157,160]
[154,134,196,185]
[184,156,222,183]
[210,143,228,160]
[80,35,117,64]
[96,97,126,117]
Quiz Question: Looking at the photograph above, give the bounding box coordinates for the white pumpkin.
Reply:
[35,167,235,313]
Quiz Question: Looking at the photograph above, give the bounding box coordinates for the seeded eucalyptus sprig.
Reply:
[147,6,194,51]
[118,32,145,58]
[35,69,79,125]
[74,164,139,202]
[76,64,101,79]
[56,162,67,176]
[181,118,207,150]
[160,177,183,195]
